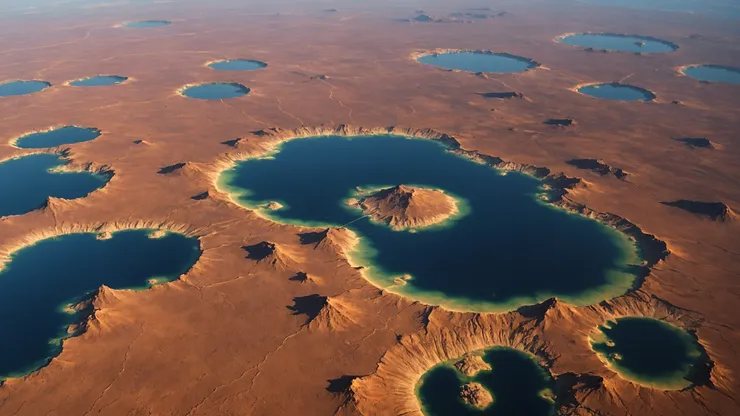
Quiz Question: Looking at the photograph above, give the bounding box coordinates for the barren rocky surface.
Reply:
[0,1,738,415]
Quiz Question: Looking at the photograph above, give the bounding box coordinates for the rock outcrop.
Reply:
[191,191,210,200]
[288,294,363,331]
[350,185,458,230]
[309,296,363,331]
[674,137,716,149]
[454,354,491,377]
[157,162,202,176]
[479,91,525,99]
[662,200,736,222]
[289,271,320,284]
[299,227,358,256]
[566,159,628,180]
[243,241,296,270]
[460,382,493,409]
[544,118,576,127]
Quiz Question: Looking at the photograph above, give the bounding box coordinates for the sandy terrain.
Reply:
[0,0,738,415]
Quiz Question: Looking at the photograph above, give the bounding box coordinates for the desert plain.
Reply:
[0,0,739,415]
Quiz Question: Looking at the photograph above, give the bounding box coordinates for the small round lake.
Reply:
[13,126,101,149]
[180,83,251,100]
[219,135,643,312]
[416,347,555,415]
[577,83,655,101]
[682,65,740,84]
[68,75,128,87]
[0,153,109,218]
[590,317,709,390]
[558,33,677,53]
[417,51,539,73]
[0,80,51,97]
[0,229,200,380]
[208,59,267,71]
[123,20,171,28]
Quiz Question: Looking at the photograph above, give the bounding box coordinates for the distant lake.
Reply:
[68,75,128,87]
[0,80,51,97]
[578,83,656,101]
[14,126,101,148]
[417,51,538,73]
[123,20,171,28]
[682,65,740,84]
[558,33,677,53]
[208,59,267,71]
[180,83,251,100]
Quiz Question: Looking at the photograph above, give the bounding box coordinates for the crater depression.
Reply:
[0,80,51,97]
[207,59,267,71]
[577,83,656,101]
[68,75,128,87]
[218,134,643,312]
[416,51,539,73]
[13,126,101,149]
[0,229,200,380]
[179,82,251,100]
[590,317,711,390]
[416,347,555,415]
[0,153,110,218]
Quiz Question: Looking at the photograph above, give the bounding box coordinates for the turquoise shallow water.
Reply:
[682,65,740,84]
[417,52,538,73]
[578,83,655,101]
[0,80,51,97]
[591,317,709,389]
[208,59,267,71]
[417,347,555,415]
[14,126,101,148]
[0,230,200,380]
[559,33,677,53]
[0,153,109,218]
[69,75,128,87]
[219,135,641,312]
[123,20,171,28]
[180,83,251,100]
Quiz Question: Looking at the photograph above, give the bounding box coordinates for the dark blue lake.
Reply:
[0,230,200,380]
[417,52,538,73]
[417,347,555,415]
[578,83,656,101]
[180,83,251,100]
[0,153,109,218]
[682,65,740,84]
[219,135,641,312]
[0,80,51,97]
[208,59,267,71]
[68,75,128,87]
[13,126,101,148]
[591,317,708,390]
[558,33,677,53]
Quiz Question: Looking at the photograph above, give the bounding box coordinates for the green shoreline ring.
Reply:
[0,229,201,381]
[414,346,556,415]
[216,133,645,313]
[589,317,711,390]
